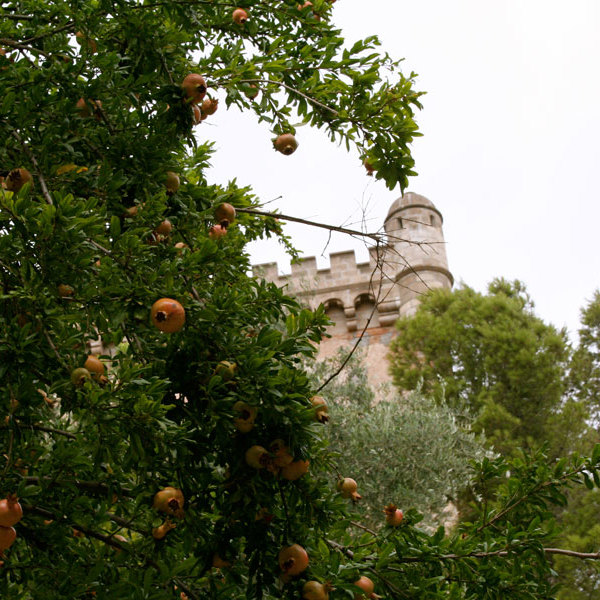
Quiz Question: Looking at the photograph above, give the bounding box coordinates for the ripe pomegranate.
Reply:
[338,478,362,502]
[76,97,102,119]
[215,360,237,381]
[281,459,309,481]
[58,284,74,297]
[303,581,331,600]
[192,104,202,125]
[181,73,207,104]
[243,83,259,99]
[214,203,236,227]
[310,395,329,423]
[0,526,16,552]
[353,576,375,599]
[273,133,298,155]
[151,298,185,333]
[201,97,219,116]
[269,439,294,468]
[152,518,176,539]
[245,445,271,470]
[174,242,189,252]
[278,543,309,576]
[155,219,173,236]
[165,171,180,194]
[209,224,227,240]
[233,400,257,432]
[364,159,375,176]
[5,168,33,193]
[232,7,248,24]
[212,554,232,568]
[384,504,403,526]
[84,355,105,377]
[0,496,23,527]
[153,487,185,518]
[71,367,92,387]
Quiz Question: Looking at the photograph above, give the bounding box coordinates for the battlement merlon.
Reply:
[252,248,385,290]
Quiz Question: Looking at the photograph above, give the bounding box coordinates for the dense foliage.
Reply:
[389,279,574,456]
[2,2,600,598]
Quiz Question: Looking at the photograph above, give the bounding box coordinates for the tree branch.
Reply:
[22,476,134,497]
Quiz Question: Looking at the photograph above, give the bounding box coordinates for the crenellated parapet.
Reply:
[252,192,454,388]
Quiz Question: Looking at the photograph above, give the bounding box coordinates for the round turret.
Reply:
[384,192,453,316]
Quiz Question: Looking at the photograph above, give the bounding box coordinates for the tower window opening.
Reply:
[397,218,403,229]
[430,215,436,226]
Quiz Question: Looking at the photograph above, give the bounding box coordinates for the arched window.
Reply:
[354,293,378,331]
[324,299,347,335]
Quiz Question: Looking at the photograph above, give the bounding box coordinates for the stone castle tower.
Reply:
[252,192,454,386]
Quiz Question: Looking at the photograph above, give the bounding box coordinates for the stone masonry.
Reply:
[252,192,454,387]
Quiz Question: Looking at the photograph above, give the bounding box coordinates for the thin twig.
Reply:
[0,38,51,58]
[238,78,338,116]
[21,21,75,44]
[0,422,77,440]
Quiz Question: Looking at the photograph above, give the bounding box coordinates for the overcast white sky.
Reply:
[202,0,600,341]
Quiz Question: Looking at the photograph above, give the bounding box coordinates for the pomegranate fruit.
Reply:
[153,487,185,518]
[215,360,237,381]
[201,97,219,116]
[181,73,207,104]
[364,159,375,176]
[76,97,102,119]
[5,168,33,193]
[155,219,173,236]
[0,526,16,552]
[58,284,74,297]
[71,367,92,387]
[281,459,309,481]
[245,445,271,470]
[243,83,259,99]
[0,496,23,527]
[233,400,257,432]
[269,439,294,468]
[152,518,176,539]
[165,171,180,194]
[353,576,375,599]
[384,504,403,526]
[278,543,309,576]
[303,581,331,600]
[214,203,236,227]
[151,298,185,333]
[232,8,248,24]
[192,104,202,125]
[337,478,362,502]
[273,133,298,155]
[310,395,329,423]
[84,355,105,377]
[212,554,232,568]
[209,224,227,240]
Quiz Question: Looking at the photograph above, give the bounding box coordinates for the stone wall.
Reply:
[252,192,453,388]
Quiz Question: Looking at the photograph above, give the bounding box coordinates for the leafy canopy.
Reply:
[2,2,600,599]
